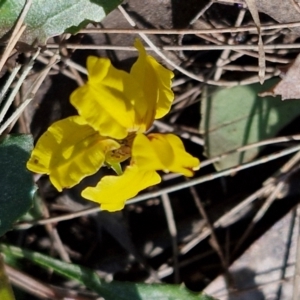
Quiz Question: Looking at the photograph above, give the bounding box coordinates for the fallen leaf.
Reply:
[0,135,35,237]
[0,0,123,45]
[262,54,300,100]
[200,79,300,171]
[245,0,265,83]
[255,0,300,35]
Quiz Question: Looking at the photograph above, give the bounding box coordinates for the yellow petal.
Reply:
[82,165,161,211]
[132,133,200,176]
[70,57,144,139]
[132,133,173,171]
[27,116,120,191]
[131,39,174,128]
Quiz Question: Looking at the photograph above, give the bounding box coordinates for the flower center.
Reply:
[105,132,136,164]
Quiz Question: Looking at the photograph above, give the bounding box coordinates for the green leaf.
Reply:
[0,0,123,44]
[0,244,216,300]
[0,134,35,237]
[0,255,15,300]
[200,79,300,170]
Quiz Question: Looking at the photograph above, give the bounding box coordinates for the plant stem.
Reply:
[0,255,15,300]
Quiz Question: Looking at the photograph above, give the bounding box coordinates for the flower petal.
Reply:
[130,39,174,128]
[82,164,161,211]
[70,56,144,139]
[71,40,175,139]
[27,116,120,191]
[132,133,200,176]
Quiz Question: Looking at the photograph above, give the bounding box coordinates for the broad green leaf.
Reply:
[200,79,300,170]
[0,244,216,300]
[0,135,35,237]
[0,0,123,44]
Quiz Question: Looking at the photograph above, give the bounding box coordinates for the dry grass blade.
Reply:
[180,185,270,255]
[79,21,300,34]
[232,181,286,255]
[189,0,214,25]
[40,198,71,263]
[0,50,40,125]
[292,204,300,300]
[0,51,60,135]
[5,264,97,300]
[244,0,266,83]
[118,4,262,86]
[189,186,228,271]
[0,0,32,72]
[14,143,300,229]
[0,255,14,300]
[46,42,300,52]
[233,150,300,254]
[214,8,246,81]
[258,35,266,83]
[0,65,21,105]
[244,0,261,39]
[161,193,179,283]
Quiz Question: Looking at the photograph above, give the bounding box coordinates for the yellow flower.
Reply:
[27,39,200,212]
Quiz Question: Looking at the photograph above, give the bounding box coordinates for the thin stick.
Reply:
[233,180,285,254]
[0,26,26,73]
[293,205,300,300]
[0,50,40,124]
[0,51,59,135]
[15,143,300,229]
[46,42,300,51]
[41,199,71,263]
[233,150,300,254]
[189,186,228,273]
[172,85,201,105]
[43,50,88,75]
[214,0,244,4]
[189,0,214,24]
[244,0,266,82]
[0,65,22,105]
[180,185,270,254]
[6,264,58,299]
[161,193,180,283]
[209,274,294,299]
[154,120,204,145]
[79,21,300,35]
[220,65,276,72]
[57,38,85,86]
[214,7,246,80]
[0,0,32,71]
[127,143,300,203]
[118,4,284,86]
[200,134,300,168]
[36,55,76,80]
[5,264,94,300]
[0,256,15,300]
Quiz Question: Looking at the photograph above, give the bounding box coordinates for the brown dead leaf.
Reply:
[292,0,300,14]
[255,0,300,35]
[260,54,300,100]
[245,0,265,83]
